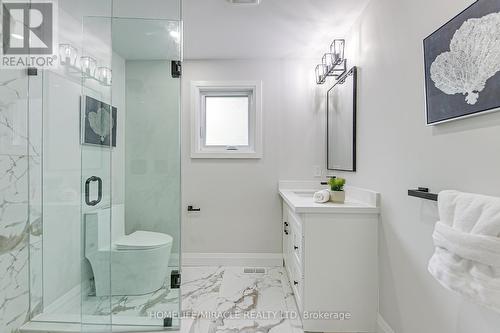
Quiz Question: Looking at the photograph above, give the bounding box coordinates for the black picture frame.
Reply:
[327,66,357,172]
[81,95,117,147]
[424,0,500,125]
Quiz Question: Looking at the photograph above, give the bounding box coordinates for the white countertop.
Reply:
[279,181,380,214]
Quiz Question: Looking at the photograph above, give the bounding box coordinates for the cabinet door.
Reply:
[302,213,378,332]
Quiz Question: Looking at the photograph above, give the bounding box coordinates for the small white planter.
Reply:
[329,190,345,203]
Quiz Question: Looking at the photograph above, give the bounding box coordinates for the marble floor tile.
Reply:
[210,267,296,333]
[182,266,224,312]
[32,266,304,333]
[180,266,225,333]
[82,284,180,319]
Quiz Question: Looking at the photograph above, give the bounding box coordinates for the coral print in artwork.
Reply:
[424,0,500,124]
[82,95,117,147]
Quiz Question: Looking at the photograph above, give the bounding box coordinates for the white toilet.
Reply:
[84,205,173,296]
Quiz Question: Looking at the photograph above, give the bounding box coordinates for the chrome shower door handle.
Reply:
[85,176,102,206]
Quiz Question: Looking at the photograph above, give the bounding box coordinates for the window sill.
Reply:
[190,150,262,159]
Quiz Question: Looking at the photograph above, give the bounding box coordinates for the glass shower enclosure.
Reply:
[22,0,182,331]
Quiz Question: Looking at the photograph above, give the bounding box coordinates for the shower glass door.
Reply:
[111,16,181,329]
[80,14,114,333]
[80,15,182,332]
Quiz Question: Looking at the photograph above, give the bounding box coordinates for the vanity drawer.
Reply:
[289,221,303,264]
[289,255,303,311]
[286,211,303,263]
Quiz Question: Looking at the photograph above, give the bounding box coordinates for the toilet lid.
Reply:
[114,231,173,250]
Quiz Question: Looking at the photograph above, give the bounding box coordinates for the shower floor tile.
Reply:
[40,281,180,326]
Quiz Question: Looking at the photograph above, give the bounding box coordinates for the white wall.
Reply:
[181,59,323,255]
[326,0,500,332]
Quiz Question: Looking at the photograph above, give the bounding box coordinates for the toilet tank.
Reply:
[84,204,125,254]
[84,212,100,255]
[84,208,111,252]
[111,204,125,242]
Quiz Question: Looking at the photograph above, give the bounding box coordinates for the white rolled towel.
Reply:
[313,190,330,203]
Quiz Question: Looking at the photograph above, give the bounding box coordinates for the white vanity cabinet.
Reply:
[280,183,380,333]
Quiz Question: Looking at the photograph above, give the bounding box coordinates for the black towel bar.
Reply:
[187,205,201,212]
[408,187,438,201]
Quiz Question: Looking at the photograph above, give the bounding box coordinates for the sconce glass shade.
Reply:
[59,44,78,66]
[80,56,97,78]
[96,67,112,86]
[322,53,336,71]
[330,39,345,62]
[315,64,327,84]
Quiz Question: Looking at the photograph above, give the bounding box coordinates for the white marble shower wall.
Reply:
[0,68,38,332]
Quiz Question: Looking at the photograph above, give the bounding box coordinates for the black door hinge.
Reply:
[27,67,38,76]
[163,317,172,327]
[171,270,181,289]
[171,60,182,78]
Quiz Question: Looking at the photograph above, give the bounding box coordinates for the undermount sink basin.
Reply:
[291,190,316,198]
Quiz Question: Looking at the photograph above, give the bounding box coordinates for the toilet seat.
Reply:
[114,231,173,250]
[85,206,174,296]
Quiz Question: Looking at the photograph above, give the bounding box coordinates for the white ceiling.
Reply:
[183,0,370,60]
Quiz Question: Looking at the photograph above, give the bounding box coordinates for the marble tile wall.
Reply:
[0,69,42,332]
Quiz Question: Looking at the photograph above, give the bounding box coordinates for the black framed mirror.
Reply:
[327,66,357,172]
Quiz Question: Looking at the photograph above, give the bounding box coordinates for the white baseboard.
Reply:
[377,313,395,333]
[182,253,283,267]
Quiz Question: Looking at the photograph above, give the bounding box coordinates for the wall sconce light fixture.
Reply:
[331,39,345,61]
[58,43,112,86]
[315,39,347,85]
[80,56,97,78]
[96,67,112,86]
[315,64,327,84]
[59,44,78,66]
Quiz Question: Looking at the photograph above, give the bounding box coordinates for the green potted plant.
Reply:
[328,177,346,203]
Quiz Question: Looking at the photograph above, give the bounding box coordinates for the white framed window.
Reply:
[191,81,263,159]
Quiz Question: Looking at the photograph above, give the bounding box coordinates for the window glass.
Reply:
[205,96,249,146]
